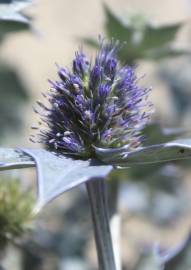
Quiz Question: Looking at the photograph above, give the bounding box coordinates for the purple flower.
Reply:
[33,39,152,159]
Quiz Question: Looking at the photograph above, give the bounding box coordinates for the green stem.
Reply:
[86,178,117,270]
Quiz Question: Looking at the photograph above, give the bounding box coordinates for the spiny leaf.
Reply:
[104,4,182,49]
[21,148,112,210]
[84,4,187,63]
[140,23,182,50]
[122,124,189,180]
[0,148,34,171]
[104,4,132,42]
[95,139,191,165]
[0,0,32,36]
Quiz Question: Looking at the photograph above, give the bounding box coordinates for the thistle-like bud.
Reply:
[34,39,152,159]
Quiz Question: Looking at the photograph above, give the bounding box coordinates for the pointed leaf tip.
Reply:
[0,148,34,171]
[21,148,113,210]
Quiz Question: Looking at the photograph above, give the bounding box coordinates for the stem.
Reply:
[108,180,121,270]
[86,178,117,270]
[110,213,121,270]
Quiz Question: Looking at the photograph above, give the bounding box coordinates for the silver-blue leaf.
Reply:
[21,148,112,210]
[0,0,33,36]
[95,139,191,166]
[0,148,34,171]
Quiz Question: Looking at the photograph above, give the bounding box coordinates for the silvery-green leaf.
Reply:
[93,144,129,163]
[0,148,34,170]
[95,139,191,165]
[0,0,32,36]
[21,148,112,210]
[161,234,191,270]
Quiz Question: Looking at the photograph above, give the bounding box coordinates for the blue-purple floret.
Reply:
[34,40,152,158]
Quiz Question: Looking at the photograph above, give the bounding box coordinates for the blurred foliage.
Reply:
[133,234,191,270]
[133,250,160,270]
[142,124,188,146]
[0,178,33,248]
[163,234,191,270]
[20,191,92,270]
[84,4,189,65]
[0,0,32,39]
[0,63,29,142]
[0,2,33,268]
[0,0,32,142]
[159,59,191,119]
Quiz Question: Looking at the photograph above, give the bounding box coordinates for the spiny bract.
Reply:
[33,39,152,159]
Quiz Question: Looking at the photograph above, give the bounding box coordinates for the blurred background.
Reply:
[1,0,191,269]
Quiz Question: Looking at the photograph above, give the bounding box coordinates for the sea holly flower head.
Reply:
[33,38,152,159]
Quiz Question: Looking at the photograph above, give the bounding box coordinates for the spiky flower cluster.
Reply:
[33,40,152,159]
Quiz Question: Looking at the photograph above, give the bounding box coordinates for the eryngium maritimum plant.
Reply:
[33,39,152,159]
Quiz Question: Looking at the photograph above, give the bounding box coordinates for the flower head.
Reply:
[33,39,152,159]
